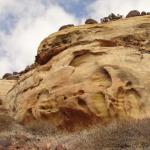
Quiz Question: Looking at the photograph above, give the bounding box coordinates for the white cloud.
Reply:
[87,0,150,20]
[1,0,150,77]
[0,0,79,77]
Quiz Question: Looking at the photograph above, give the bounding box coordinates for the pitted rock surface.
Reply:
[4,15,150,128]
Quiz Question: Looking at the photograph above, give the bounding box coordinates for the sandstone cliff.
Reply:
[3,15,150,128]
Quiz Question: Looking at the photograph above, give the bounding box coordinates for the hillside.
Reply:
[0,14,150,149]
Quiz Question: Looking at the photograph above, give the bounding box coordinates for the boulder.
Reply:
[85,19,98,24]
[101,13,122,23]
[4,15,150,129]
[108,13,122,20]
[2,73,12,80]
[126,10,140,18]
[0,80,16,102]
[59,24,74,31]
[2,73,19,80]
[101,17,109,23]
[13,72,18,75]
[147,12,150,15]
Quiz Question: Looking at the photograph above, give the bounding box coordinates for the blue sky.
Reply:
[57,0,94,18]
[0,0,150,77]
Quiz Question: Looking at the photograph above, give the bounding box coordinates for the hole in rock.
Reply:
[126,81,132,86]
[99,39,117,47]
[77,97,87,106]
[64,96,67,100]
[78,90,85,95]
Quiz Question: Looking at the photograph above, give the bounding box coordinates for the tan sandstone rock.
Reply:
[4,15,150,128]
[126,10,141,18]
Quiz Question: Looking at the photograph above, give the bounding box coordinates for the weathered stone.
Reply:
[141,11,147,16]
[59,24,74,31]
[4,15,150,129]
[108,13,122,20]
[25,65,30,72]
[19,63,37,75]
[35,46,66,65]
[126,10,140,18]
[85,19,98,24]
[147,12,150,15]
[101,17,109,23]
[13,72,18,75]
[101,13,122,23]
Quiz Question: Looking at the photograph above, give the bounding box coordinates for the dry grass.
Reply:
[0,114,15,132]
[25,120,58,136]
[69,118,150,150]
[0,112,150,150]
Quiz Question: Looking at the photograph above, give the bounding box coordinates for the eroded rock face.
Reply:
[5,15,150,128]
[141,11,147,16]
[2,73,19,80]
[101,13,122,23]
